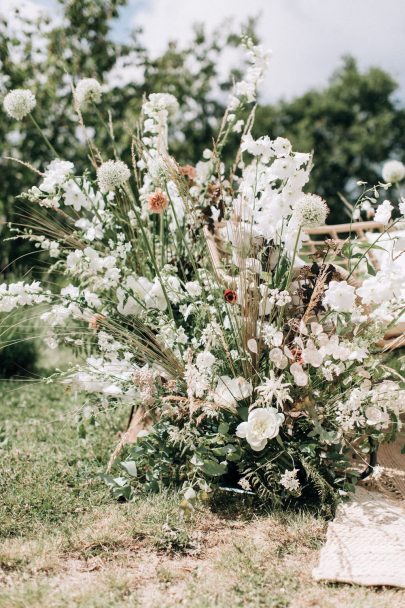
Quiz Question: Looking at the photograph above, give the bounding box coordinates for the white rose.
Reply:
[236,407,285,451]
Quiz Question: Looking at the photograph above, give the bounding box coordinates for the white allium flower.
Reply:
[75,78,102,108]
[236,407,284,451]
[382,160,405,184]
[97,160,130,192]
[280,469,300,492]
[374,200,393,225]
[292,194,329,227]
[3,89,36,120]
[213,376,253,408]
[196,351,216,370]
[323,280,356,313]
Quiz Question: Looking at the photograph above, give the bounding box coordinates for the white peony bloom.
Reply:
[75,78,102,108]
[236,407,284,451]
[97,160,130,192]
[374,200,393,225]
[292,194,329,228]
[382,160,405,184]
[213,376,253,408]
[323,280,356,313]
[3,89,36,120]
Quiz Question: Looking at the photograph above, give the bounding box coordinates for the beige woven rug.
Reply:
[313,436,405,588]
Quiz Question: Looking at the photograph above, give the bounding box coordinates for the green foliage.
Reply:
[0,310,40,378]
[0,2,242,275]
[254,56,405,222]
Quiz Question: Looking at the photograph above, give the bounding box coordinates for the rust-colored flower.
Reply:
[224,289,237,304]
[180,165,196,181]
[290,348,304,365]
[147,188,168,214]
[88,313,105,330]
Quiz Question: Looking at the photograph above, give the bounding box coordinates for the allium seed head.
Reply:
[75,78,102,109]
[292,194,329,228]
[382,160,405,184]
[3,89,36,120]
[97,160,130,192]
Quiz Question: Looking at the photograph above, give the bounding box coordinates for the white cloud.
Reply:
[131,0,405,102]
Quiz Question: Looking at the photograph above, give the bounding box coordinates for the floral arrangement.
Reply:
[2,39,404,515]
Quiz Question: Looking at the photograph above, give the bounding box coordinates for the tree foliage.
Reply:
[254,57,405,222]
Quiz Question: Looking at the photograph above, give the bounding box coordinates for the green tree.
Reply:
[0,1,242,274]
[254,57,405,223]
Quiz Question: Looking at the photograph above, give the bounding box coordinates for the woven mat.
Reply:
[313,435,405,588]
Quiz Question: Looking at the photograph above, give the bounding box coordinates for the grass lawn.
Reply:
[0,378,404,608]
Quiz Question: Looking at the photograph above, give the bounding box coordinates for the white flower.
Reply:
[39,159,75,193]
[256,371,292,408]
[143,93,179,116]
[262,324,283,347]
[97,160,130,192]
[364,406,389,428]
[75,78,102,108]
[269,347,288,369]
[292,194,329,227]
[356,271,397,304]
[196,351,216,370]
[374,200,393,225]
[280,468,300,492]
[399,198,405,216]
[118,276,167,315]
[236,407,284,451]
[323,280,356,313]
[63,179,91,211]
[302,343,323,367]
[290,362,308,386]
[185,281,202,297]
[213,376,253,408]
[382,160,405,184]
[3,89,36,120]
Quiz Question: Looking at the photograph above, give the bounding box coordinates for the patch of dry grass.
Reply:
[1,381,405,607]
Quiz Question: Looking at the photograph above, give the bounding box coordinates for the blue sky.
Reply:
[8,0,405,103]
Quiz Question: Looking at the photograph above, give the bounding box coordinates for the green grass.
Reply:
[0,378,404,607]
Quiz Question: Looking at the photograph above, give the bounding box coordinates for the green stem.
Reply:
[29,115,58,156]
